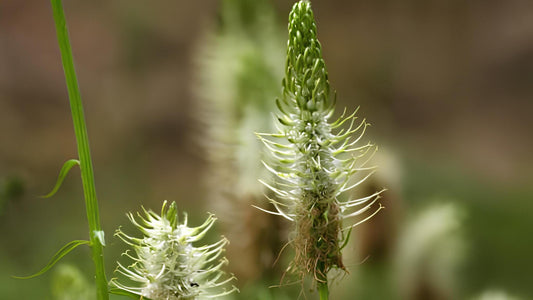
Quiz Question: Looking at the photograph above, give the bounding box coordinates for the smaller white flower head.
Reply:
[111,201,237,299]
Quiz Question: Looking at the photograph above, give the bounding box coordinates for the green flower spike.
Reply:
[110,201,237,299]
[257,0,384,295]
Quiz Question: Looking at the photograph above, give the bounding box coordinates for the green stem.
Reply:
[317,260,329,300]
[318,281,329,300]
[50,1,108,299]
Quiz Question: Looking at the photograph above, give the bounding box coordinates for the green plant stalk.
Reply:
[317,260,328,300]
[318,281,329,300]
[50,1,108,299]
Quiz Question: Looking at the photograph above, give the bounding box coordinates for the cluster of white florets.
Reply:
[111,201,237,299]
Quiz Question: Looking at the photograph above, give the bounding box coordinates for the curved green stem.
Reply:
[50,1,108,299]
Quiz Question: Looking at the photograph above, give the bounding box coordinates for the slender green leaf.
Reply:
[41,159,80,198]
[13,240,90,279]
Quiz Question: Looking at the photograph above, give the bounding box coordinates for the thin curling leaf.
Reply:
[41,159,80,198]
[258,0,383,287]
[110,201,238,300]
[13,240,90,279]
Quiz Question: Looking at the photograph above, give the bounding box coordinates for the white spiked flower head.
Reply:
[110,201,237,299]
[257,0,385,282]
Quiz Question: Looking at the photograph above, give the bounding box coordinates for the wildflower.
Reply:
[111,201,237,299]
[258,0,384,285]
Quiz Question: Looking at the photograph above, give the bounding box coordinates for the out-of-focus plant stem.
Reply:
[318,281,329,300]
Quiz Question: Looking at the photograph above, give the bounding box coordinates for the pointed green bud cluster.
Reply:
[283,0,330,116]
[258,0,384,283]
[111,201,237,299]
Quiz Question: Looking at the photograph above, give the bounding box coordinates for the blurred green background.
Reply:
[1,0,532,299]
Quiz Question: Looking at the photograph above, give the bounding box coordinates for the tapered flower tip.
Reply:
[285,0,330,112]
[288,0,321,61]
[289,1,316,39]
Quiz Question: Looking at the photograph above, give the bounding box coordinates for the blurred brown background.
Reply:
[1,0,532,299]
